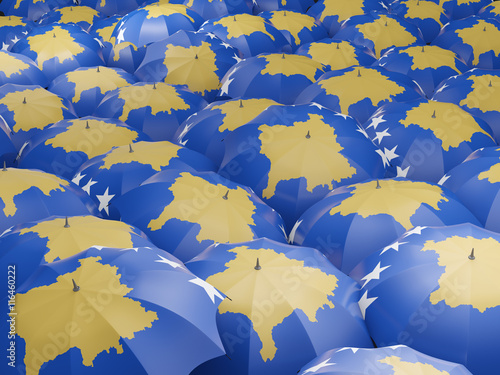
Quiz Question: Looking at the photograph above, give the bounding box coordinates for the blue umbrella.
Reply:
[174,97,280,167]
[440,0,492,20]
[432,16,500,69]
[17,117,150,180]
[440,146,500,232]
[0,51,49,87]
[432,68,500,143]
[110,3,204,47]
[295,38,377,71]
[114,169,287,262]
[218,103,387,232]
[78,0,142,16]
[290,178,481,273]
[198,13,291,58]
[104,41,146,74]
[298,345,472,374]
[0,0,74,21]
[183,0,253,20]
[1,245,225,374]
[37,5,105,31]
[87,14,122,45]
[94,82,207,142]
[350,223,500,375]
[0,15,33,51]
[362,99,496,183]
[0,167,98,233]
[71,140,217,219]
[373,45,468,98]
[252,0,315,13]
[216,53,326,104]
[134,30,242,102]
[187,238,374,375]
[48,66,137,117]
[295,66,424,125]
[259,10,329,52]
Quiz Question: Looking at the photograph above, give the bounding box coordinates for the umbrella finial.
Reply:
[2,161,6,171]
[357,69,361,77]
[282,53,285,59]
[233,15,236,21]
[489,80,492,87]
[376,179,381,189]
[85,120,90,129]
[432,110,436,118]
[421,45,425,52]
[153,82,157,89]
[255,258,261,270]
[195,54,198,59]
[96,66,100,72]
[222,190,229,200]
[305,130,311,139]
[417,0,419,4]
[23,97,26,104]
[469,248,475,260]
[239,99,243,108]
[64,216,70,228]
[484,26,487,32]
[129,143,134,153]
[336,43,339,49]
[283,10,286,16]
[72,279,80,292]
[385,20,388,26]
[53,33,56,38]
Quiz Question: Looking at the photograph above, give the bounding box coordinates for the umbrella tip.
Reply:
[385,20,388,26]
[255,258,261,270]
[421,45,425,52]
[305,130,311,139]
[153,82,157,89]
[336,43,340,49]
[417,0,419,4]
[222,190,229,200]
[432,110,436,118]
[22,97,26,104]
[239,99,243,108]
[64,216,70,228]
[376,179,381,189]
[468,248,475,260]
[282,53,285,59]
[233,15,236,21]
[129,143,134,153]
[72,279,80,292]
[357,69,361,77]
[195,54,198,59]
[2,161,6,171]
[484,26,487,32]
[53,33,56,38]
[85,120,90,129]
[489,80,492,87]
[283,10,286,16]
[96,66,100,72]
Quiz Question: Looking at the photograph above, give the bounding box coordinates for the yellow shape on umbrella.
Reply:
[402,45,460,72]
[478,158,500,183]
[0,15,26,27]
[214,14,276,40]
[456,19,500,65]
[144,3,194,22]
[66,67,131,102]
[57,6,100,26]
[459,74,500,112]
[379,356,450,374]
[0,53,30,77]
[318,0,365,23]
[95,19,120,44]
[14,0,43,10]
[401,0,444,26]
[16,256,158,375]
[260,54,324,82]
[306,41,361,70]
[206,246,338,361]
[268,11,317,45]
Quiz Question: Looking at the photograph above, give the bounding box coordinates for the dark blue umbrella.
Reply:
[37,5,105,31]
[440,0,492,20]
[0,51,48,87]
[0,15,33,51]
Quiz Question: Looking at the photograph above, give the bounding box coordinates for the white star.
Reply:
[358,290,377,320]
[336,347,360,354]
[438,174,450,185]
[0,226,13,238]
[372,128,391,144]
[206,32,218,39]
[309,102,325,110]
[379,61,387,67]
[232,54,243,64]
[360,262,391,288]
[221,41,232,49]
[219,77,234,96]
[366,115,386,130]
[93,37,104,48]
[279,224,287,239]
[116,27,126,44]
[81,178,97,195]
[1,42,9,51]
[189,277,224,304]
[71,172,85,186]
[383,146,399,162]
[155,254,183,268]
[302,358,336,373]
[396,166,410,178]
[334,112,350,120]
[380,240,408,255]
[92,245,106,250]
[15,141,29,162]
[403,226,427,238]
[376,149,390,168]
[356,124,369,138]
[96,187,114,215]
[119,247,140,252]
[288,219,302,243]
[10,35,20,44]
[434,83,448,95]
[22,31,28,35]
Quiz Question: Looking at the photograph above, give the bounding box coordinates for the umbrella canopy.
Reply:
[478,1,500,23]
[71,140,217,219]
[0,167,98,233]
[198,13,291,58]
[1,246,225,374]
[0,15,33,51]
[37,5,105,31]
[373,45,468,98]
[295,66,424,125]
[110,3,204,47]
[11,23,105,82]
[134,30,242,102]
[0,0,74,21]
[0,50,48,87]
[0,84,77,150]
[217,53,326,104]
[440,0,492,20]
[432,16,500,69]
[298,345,472,374]
[290,178,481,273]
[0,215,154,287]
[48,66,137,117]
[334,12,425,59]
[114,169,287,262]
[432,68,500,143]
[295,38,377,71]
[104,41,146,74]
[362,99,496,183]
[252,0,315,13]
[183,0,253,20]
[17,117,150,179]
[175,97,280,167]
[218,103,387,232]
[187,238,373,375]
[94,82,207,141]
[350,223,500,375]
[440,146,500,232]
[78,0,142,16]
[259,10,329,52]
[306,0,389,36]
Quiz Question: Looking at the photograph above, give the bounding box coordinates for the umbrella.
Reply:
[362,99,496,183]
[174,97,280,167]
[432,68,500,143]
[11,23,105,82]
[440,146,500,232]
[0,15,33,52]
[2,246,225,374]
[16,117,150,179]
[110,3,204,47]
[0,215,155,287]
[71,140,217,219]
[259,10,329,52]
[298,345,472,374]
[0,0,74,21]
[290,178,481,273]
[440,0,493,20]
[197,13,291,58]
[333,12,425,59]
[187,238,374,375]
[390,0,447,44]
[0,84,77,150]
[295,38,377,71]
[48,66,137,117]
[94,82,208,142]
[183,0,253,20]
[134,30,242,102]
[216,53,326,104]
[114,169,288,262]
[373,45,468,98]
[306,0,389,37]
[0,51,49,87]
[0,167,98,233]
[104,41,146,74]
[37,5,105,31]
[350,223,500,375]
[252,0,315,13]
[78,0,142,16]
[432,16,500,69]
[218,103,387,232]
[295,66,424,125]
